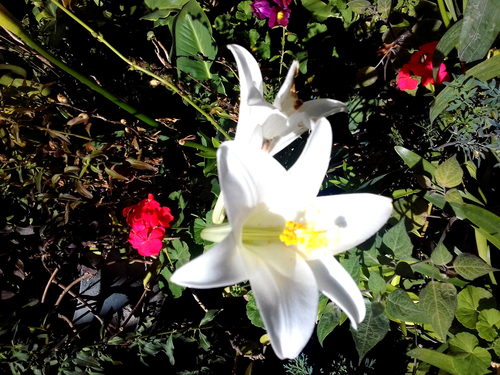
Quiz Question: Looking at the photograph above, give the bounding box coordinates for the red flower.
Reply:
[397,65,418,91]
[397,41,449,91]
[123,194,174,257]
[123,194,173,229]
[128,226,166,257]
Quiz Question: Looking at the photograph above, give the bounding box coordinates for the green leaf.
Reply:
[165,334,175,365]
[340,250,361,284]
[420,281,457,342]
[445,188,464,204]
[145,0,189,10]
[386,288,429,324]
[317,303,341,347]
[454,253,498,281]
[160,267,185,298]
[350,300,389,364]
[236,1,252,21]
[198,331,210,351]
[493,337,500,357]
[407,348,458,375]
[169,240,190,267]
[449,332,491,375]
[200,309,219,326]
[347,0,371,14]
[458,0,500,63]
[382,219,413,260]
[435,155,463,188]
[354,66,378,88]
[394,146,436,181]
[431,242,453,266]
[125,158,157,171]
[104,166,128,180]
[461,204,500,250]
[174,0,217,80]
[246,291,265,329]
[392,195,428,232]
[368,271,386,296]
[476,309,500,341]
[301,0,334,21]
[430,55,500,123]
[376,0,391,16]
[456,285,494,329]
[432,20,463,83]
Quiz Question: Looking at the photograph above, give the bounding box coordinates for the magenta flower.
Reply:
[251,0,292,28]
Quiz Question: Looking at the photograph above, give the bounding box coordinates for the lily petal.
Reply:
[170,234,248,288]
[308,256,365,328]
[299,98,348,118]
[287,117,332,199]
[218,141,291,228]
[312,194,393,254]
[242,242,318,359]
[227,44,264,102]
[273,60,300,116]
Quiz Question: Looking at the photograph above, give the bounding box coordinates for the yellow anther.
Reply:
[277,11,285,21]
[279,220,328,252]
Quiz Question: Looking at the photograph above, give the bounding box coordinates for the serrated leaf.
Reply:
[407,348,458,375]
[420,281,457,342]
[449,332,491,375]
[476,309,500,341]
[431,242,453,266]
[493,338,500,356]
[174,0,217,80]
[382,219,413,260]
[454,253,498,281]
[350,300,389,364]
[386,288,429,324]
[456,285,494,329]
[246,291,264,329]
[368,271,386,296]
[458,0,500,63]
[317,304,341,347]
[169,240,190,267]
[435,155,463,188]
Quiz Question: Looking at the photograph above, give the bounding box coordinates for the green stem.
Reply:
[437,0,451,28]
[50,0,231,140]
[279,26,286,80]
[0,4,159,127]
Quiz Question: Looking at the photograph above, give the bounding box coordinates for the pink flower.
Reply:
[123,194,174,257]
[251,0,291,28]
[128,226,166,257]
[397,41,449,91]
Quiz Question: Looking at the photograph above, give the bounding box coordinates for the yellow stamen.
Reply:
[279,220,328,251]
[277,11,285,21]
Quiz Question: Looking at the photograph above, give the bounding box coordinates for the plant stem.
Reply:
[437,0,451,28]
[50,0,231,140]
[0,4,159,127]
[279,26,286,80]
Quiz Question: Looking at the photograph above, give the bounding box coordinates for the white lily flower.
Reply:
[171,118,393,359]
[228,44,347,155]
[213,45,348,224]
